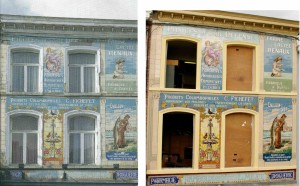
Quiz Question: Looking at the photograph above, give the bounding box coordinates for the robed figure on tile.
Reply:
[270,114,287,150]
[113,114,130,149]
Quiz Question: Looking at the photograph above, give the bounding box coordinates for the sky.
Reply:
[0,0,299,21]
[0,0,137,20]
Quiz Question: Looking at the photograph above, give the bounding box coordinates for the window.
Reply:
[68,52,98,93]
[10,115,39,164]
[162,112,193,168]
[68,115,96,164]
[10,50,40,92]
[165,40,197,89]
[226,46,254,91]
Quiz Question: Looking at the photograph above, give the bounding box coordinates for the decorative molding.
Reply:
[152,11,299,37]
[292,98,297,104]
[259,33,265,40]
[0,14,137,39]
[259,96,264,104]
[152,92,160,100]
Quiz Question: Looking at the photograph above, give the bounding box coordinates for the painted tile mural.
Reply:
[105,40,137,93]
[44,47,64,93]
[263,97,293,162]
[159,93,258,112]
[264,35,293,92]
[201,40,223,90]
[105,99,137,161]
[159,93,258,168]
[6,97,100,166]
[163,25,259,90]
[199,107,221,168]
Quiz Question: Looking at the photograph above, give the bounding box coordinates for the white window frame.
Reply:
[64,110,101,165]
[7,45,43,93]
[65,47,100,93]
[6,110,43,165]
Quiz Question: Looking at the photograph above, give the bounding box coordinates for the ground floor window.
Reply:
[11,115,38,164]
[68,115,96,164]
[162,112,193,168]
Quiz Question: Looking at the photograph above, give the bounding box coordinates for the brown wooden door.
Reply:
[226,46,254,91]
[225,113,252,167]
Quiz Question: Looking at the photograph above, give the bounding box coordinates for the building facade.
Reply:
[146,10,299,185]
[0,15,137,185]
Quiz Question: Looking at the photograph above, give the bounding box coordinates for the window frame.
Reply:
[63,110,101,165]
[6,110,43,165]
[65,47,100,94]
[160,36,202,91]
[8,45,43,93]
[157,108,200,170]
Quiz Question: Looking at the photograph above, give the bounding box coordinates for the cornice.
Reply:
[151,11,299,37]
[0,14,137,39]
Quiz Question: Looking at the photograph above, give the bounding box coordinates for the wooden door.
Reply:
[227,46,253,91]
[225,113,252,167]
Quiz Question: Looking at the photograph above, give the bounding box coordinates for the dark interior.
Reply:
[166,40,197,89]
[162,112,193,168]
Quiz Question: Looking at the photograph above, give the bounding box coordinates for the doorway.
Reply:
[162,112,193,168]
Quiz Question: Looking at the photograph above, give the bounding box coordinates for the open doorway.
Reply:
[225,113,253,168]
[162,112,193,168]
[166,40,197,89]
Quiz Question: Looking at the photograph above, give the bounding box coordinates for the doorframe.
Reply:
[220,109,259,170]
[157,108,200,171]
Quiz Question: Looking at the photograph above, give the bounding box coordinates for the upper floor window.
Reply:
[68,50,99,93]
[166,40,197,89]
[10,49,41,93]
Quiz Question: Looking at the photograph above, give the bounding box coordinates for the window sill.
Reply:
[7,92,43,96]
[4,164,43,169]
[64,93,100,96]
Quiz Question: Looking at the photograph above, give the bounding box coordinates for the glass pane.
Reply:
[12,66,24,92]
[12,51,39,64]
[84,134,95,164]
[27,133,37,164]
[12,133,23,164]
[69,133,81,164]
[84,67,95,92]
[27,66,38,92]
[69,53,95,65]
[11,116,38,131]
[69,67,81,93]
[69,116,95,131]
